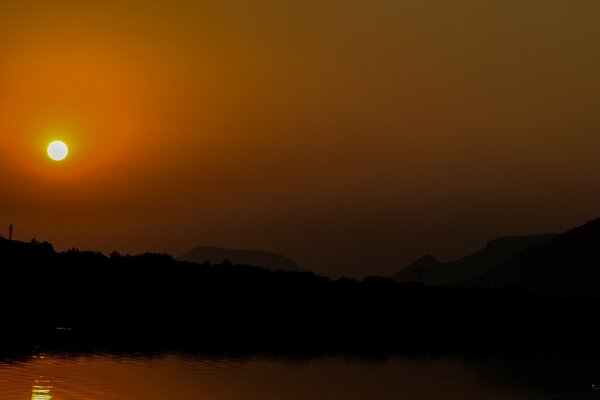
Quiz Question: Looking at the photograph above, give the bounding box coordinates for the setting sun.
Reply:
[47,140,69,161]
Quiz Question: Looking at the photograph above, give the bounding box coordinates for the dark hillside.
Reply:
[0,237,599,356]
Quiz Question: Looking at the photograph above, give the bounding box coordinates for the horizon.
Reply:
[1,1,600,278]
[0,216,587,279]
[2,2,600,399]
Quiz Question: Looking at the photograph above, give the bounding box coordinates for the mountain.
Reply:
[2,235,600,354]
[179,246,302,272]
[391,234,557,285]
[462,219,600,298]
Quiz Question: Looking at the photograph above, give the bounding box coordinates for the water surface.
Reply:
[0,352,598,399]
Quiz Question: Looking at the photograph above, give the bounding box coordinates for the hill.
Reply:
[179,246,302,272]
[0,235,599,355]
[391,234,556,285]
[461,219,600,298]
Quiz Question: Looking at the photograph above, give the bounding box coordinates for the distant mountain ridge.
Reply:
[460,218,600,298]
[4,234,600,354]
[179,246,302,272]
[391,234,557,285]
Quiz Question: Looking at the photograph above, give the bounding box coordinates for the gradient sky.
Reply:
[1,1,599,277]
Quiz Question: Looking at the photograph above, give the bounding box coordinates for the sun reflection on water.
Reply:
[31,378,53,400]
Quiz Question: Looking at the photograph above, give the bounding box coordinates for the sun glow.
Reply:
[47,140,69,161]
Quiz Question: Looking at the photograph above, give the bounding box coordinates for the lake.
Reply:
[0,352,599,399]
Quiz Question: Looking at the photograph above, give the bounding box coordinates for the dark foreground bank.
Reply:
[0,237,598,356]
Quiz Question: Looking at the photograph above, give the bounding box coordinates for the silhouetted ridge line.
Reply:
[179,246,302,272]
[1,231,600,356]
[391,234,557,285]
[460,218,600,298]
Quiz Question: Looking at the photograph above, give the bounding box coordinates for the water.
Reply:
[0,352,598,399]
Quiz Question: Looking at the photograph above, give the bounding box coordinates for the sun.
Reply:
[47,140,69,161]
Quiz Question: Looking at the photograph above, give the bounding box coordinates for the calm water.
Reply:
[0,352,599,400]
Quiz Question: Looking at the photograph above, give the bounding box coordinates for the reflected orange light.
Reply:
[31,378,53,400]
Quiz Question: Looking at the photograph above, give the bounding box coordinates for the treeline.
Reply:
[0,237,598,356]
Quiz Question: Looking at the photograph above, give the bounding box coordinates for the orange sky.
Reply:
[1,1,600,277]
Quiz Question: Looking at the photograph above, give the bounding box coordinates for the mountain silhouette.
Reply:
[460,218,600,298]
[391,234,556,285]
[1,235,600,355]
[179,246,302,272]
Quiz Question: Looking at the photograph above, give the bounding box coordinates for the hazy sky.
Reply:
[1,1,599,277]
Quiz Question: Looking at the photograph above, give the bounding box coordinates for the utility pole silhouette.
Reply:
[8,224,13,241]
